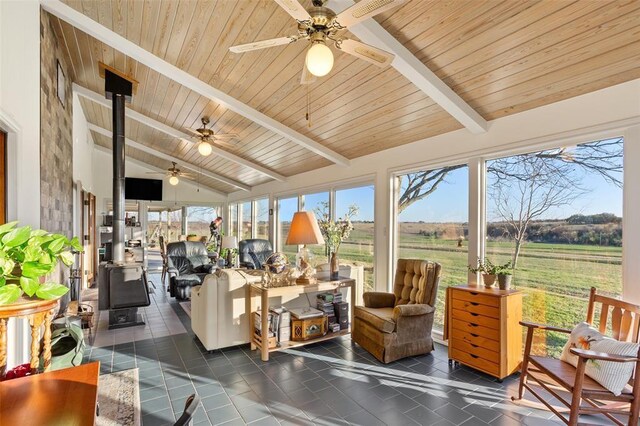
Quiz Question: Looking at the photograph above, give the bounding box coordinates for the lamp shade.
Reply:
[221,235,238,250]
[285,211,325,246]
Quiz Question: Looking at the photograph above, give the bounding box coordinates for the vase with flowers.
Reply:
[314,202,359,280]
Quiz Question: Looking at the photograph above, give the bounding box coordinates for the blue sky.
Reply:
[398,140,623,223]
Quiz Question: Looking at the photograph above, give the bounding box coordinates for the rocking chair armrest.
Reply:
[519,321,572,334]
[569,348,640,363]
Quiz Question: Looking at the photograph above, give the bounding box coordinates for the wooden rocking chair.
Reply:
[512,287,640,426]
[159,235,169,286]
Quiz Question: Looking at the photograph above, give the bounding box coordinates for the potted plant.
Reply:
[468,258,498,287]
[0,222,82,305]
[314,202,359,280]
[495,261,513,290]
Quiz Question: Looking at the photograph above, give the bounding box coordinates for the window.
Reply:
[336,185,375,292]
[395,165,469,331]
[167,208,182,242]
[186,206,218,239]
[228,204,238,237]
[241,201,252,240]
[486,138,623,356]
[147,210,161,247]
[302,192,329,261]
[255,198,269,240]
[277,197,298,262]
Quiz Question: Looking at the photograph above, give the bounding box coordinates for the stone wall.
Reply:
[40,10,74,287]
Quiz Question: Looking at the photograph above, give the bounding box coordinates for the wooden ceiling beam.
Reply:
[88,123,251,192]
[92,144,228,197]
[332,0,488,134]
[42,0,351,167]
[73,83,286,182]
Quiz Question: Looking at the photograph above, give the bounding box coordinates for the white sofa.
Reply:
[190,265,364,351]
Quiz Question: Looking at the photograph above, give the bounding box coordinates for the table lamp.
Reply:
[286,211,325,284]
[221,235,238,268]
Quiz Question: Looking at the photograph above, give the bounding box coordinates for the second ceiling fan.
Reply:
[229,0,405,84]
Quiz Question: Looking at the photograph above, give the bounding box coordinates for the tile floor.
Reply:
[84,269,601,426]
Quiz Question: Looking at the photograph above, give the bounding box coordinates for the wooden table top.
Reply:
[0,361,100,426]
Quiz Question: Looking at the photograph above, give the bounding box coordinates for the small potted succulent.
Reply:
[468,258,498,287]
[0,222,82,305]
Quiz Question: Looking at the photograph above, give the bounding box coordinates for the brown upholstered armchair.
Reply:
[353,259,441,363]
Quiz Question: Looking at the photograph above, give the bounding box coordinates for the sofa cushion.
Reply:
[190,254,210,269]
[354,306,396,334]
[174,274,203,288]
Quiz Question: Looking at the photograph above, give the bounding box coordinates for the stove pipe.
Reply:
[103,68,134,264]
[112,93,126,263]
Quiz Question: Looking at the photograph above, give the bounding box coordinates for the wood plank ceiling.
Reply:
[52,0,640,194]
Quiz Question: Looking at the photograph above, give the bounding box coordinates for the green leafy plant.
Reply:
[0,222,82,305]
[495,260,513,276]
[468,258,513,275]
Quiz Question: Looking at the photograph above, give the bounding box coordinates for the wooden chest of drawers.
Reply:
[446,285,523,380]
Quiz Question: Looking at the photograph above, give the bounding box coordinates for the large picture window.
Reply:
[486,138,623,356]
[241,201,252,240]
[255,198,269,240]
[277,197,298,262]
[395,165,469,330]
[336,185,375,292]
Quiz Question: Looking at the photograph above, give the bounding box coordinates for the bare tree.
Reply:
[490,155,585,267]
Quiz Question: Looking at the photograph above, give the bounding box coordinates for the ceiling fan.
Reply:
[146,162,194,186]
[186,116,238,156]
[229,0,405,84]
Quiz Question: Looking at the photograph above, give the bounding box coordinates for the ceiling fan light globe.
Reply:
[306,42,333,77]
[198,141,213,156]
[169,176,180,186]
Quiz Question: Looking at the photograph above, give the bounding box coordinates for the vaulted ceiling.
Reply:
[45,0,640,194]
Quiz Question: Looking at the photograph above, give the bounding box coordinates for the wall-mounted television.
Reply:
[125,177,163,201]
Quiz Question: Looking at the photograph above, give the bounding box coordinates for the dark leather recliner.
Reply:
[238,239,273,270]
[167,241,216,300]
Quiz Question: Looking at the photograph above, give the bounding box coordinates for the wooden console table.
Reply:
[0,361,100,425]
[246,276,356,361]
[0,297,59,377]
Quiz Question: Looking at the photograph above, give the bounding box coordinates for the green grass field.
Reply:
[334,222,622,357]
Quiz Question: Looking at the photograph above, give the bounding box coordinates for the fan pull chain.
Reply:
[306,83,311,128]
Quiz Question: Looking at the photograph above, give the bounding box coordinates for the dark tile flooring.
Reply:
[86,273,579,426]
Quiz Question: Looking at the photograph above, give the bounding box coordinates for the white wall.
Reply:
[0,0,41,369]
[92,148,227,215]
[229,79,640,291]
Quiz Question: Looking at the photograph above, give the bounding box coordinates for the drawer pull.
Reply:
[470,333,479,337]
[470,313,479,317]
[470,343,478,348]
[470,354,479,359]
[470,292,478,296]
[469,323,478,327]
[470,302,479,306]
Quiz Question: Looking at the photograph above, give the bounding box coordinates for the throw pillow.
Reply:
[561,322,639,396]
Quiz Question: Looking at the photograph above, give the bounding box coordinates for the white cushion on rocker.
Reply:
[561,322,639,396]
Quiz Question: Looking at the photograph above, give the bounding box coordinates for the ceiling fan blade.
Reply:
[184,128,202,136]
[212,133,238,140]
[300,66,317,85]
[213,139,237,150]
[337,38,394,67]
[273,0,312,22]
[229,36,298,53]
[334,0,406,28]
